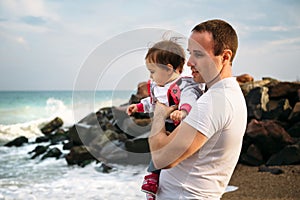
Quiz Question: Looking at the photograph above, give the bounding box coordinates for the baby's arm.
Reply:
[126,104,138,116]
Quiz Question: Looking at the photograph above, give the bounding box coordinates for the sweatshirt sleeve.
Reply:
[139,97,154,113]
[179,82,203,114]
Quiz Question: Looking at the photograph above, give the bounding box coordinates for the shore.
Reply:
[222,164,300,200]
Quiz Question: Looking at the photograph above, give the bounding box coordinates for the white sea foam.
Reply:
[0,142,147,200]
[0,120,45,143]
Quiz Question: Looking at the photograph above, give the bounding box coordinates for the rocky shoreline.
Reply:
[4,75,300,171]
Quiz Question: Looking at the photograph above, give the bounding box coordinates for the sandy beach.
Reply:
[222,164,300,200]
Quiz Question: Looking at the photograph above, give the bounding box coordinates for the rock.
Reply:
[28,145,49,159]
[68,123,103,146]
[95,163,115,173]
[4,136,28,147]
[287,121,300,138]
[266,141,300,166]
[35,136,50,143]
[99,140,128,162]
[258,165,284,175]
[245,119,295,160]
[268,81,300,106]
[40,117,63,135]
[263,98,292,121]
[49,129,69,145]
[288,102,300,123]
[128,81,149,104]
[125,137,150,153]
[240,78,278,96]
[236,74,254,84]
[65,145,95,165]
[41,147,62,160]
[245,87,269,120]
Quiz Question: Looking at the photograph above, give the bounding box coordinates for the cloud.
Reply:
[21,16,47,26]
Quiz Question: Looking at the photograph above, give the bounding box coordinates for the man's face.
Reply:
[187,31,222,84]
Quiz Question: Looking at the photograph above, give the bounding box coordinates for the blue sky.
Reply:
[0,0,300,90]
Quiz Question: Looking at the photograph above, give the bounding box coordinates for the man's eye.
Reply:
[195,52,204,57]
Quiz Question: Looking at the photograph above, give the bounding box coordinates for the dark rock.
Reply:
[65,145,95,165]
[287,121,300,138]
[4,136,28,147]
[40,117,63,135]
[95,163,115,173]
[288,102,300,123]
[245,87,269,120]
[239,153,264,166]
[266,141,300,166]
[68,123,103,146]
[29,145,49,159]
[62,141,74,150]
[240,78,278,96]
[245,119,295,160]
[125,137,150,153]
[236,74,254,84]
[268,81,300,107]
[263,99,292,121]
[41,147,62,160]
[49,129,69,145]
[35,136,50,143]
[258,165,284,175]
[128,81,149,104]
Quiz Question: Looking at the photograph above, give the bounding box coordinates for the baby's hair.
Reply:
[145,39,185,73]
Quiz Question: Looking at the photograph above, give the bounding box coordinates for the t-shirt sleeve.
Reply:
[183,92,215,139]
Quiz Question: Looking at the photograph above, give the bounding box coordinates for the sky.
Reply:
[0,0,300,91]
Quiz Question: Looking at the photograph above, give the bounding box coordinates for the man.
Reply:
[149,19,247,199]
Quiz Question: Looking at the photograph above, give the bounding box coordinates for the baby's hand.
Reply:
[127,104,138,116]
[170,110,187,121]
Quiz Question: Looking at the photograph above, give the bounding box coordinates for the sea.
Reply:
[0,90,148,200]
[0,91,238,200]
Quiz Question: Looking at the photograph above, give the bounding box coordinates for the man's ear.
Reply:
[222,49,232,64]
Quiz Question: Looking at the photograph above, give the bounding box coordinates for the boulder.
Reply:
[65,145,95,165]
[28,145,49,159]
[245,87,269,120]
[236,74,254,84]
[41,147,62,160]
[40,117,63,135]
[266,141,300,166]
[245,119,295,160]
[4,136,28,147]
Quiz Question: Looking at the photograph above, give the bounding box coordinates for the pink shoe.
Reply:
[141,173,159,195]
[146,193,156,200]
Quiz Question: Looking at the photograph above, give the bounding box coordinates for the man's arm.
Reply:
[148,102,208,169]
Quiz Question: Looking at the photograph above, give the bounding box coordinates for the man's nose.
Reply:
[187,58,194,67]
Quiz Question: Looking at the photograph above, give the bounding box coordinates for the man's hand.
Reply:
[153,102,177,119]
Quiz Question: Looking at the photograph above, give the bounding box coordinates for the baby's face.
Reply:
[146,61,172,87]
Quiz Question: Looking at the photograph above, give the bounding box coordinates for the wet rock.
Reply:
[28,145,49,159]
[41,147,62,160]
[40,117,63,135]
[4,136,28,147]
[65,145,95,165]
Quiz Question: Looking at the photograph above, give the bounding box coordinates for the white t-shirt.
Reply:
[156,77,247,200]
